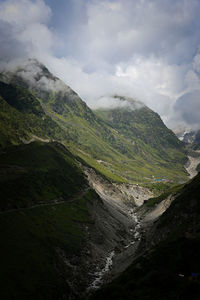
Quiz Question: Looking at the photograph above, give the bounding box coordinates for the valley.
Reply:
[0,60,199,300]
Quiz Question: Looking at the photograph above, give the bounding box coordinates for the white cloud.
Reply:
[0,0,53,61]
[1,0,200,129]
[0,0,51,27]
[192,51,200,73]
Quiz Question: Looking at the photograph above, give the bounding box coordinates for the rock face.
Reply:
[174,127,200,178]
[91,174,200,300]
[185,150,200,178]
[84,166,154,208]
[175,127,200,148]
[84,167,155,290]
[150,173,200,244]
[118,183,154,206]
[143,195,175,222]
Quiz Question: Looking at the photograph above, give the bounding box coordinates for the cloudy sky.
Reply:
[0,0,200,129]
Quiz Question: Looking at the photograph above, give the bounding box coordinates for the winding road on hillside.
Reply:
[0,187,90,215]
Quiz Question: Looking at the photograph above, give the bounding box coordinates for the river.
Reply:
[87,208,142,292]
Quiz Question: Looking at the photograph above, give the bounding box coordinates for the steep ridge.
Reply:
[0,141,143,299]
[0,59,188,183]
[91,174,200,300]
[0,81,67,148]
[95,97,187,182]
[0,141,90,299]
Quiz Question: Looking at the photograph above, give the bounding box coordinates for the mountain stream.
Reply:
[87,208,142,292]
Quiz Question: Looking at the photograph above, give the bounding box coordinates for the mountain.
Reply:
[0,140,92,298]
[94,96,188,182]
[175,128,197,144]
[174,127,200,148]
[0,59,197,299]
[91,173,200,300]
[0,141,86,210]
[0,81,69,148]
[184,130,200,149]
[0,67,147,298]
[0,60,188,184]
[95,95,185,165]
[174,127,200,177]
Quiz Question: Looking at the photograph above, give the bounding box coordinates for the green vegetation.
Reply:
[0,66,188,183]
[35,89,188,183]
[157,173,200,231]
[94,106,187,183]
[146,183,184,207]
[0,82,68,148]
[0,194,93,299]
[95,105,184,153]
[0,139,99,299]
[0,81,44,115]
[0,142,86,210]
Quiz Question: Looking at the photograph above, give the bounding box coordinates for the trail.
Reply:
[0,199,65,215]
[0,187,90,215]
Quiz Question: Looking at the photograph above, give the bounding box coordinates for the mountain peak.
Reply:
[0,58,82,105]
[0,58,75,95]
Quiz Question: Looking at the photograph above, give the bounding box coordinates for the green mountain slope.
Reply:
[95,96,184,155]
[0,59,188,183]
[94,97,188,182]
[92,174,200,300]
[0,81,68,148]
[0,141,86,210]
[0,141,98,299]
[0,199,91,299]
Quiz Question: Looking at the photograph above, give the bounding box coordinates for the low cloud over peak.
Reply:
[91,95,145,111]
[174,90,200,127]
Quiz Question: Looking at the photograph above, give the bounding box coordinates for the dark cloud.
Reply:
[174,90,200,126]
[57,0,200,66]
[0,20,26,62]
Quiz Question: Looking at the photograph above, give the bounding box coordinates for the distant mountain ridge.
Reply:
[174,127,200,150]
[0,59,188,183]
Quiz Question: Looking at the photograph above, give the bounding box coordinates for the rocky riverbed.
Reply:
[83,167,154,295]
